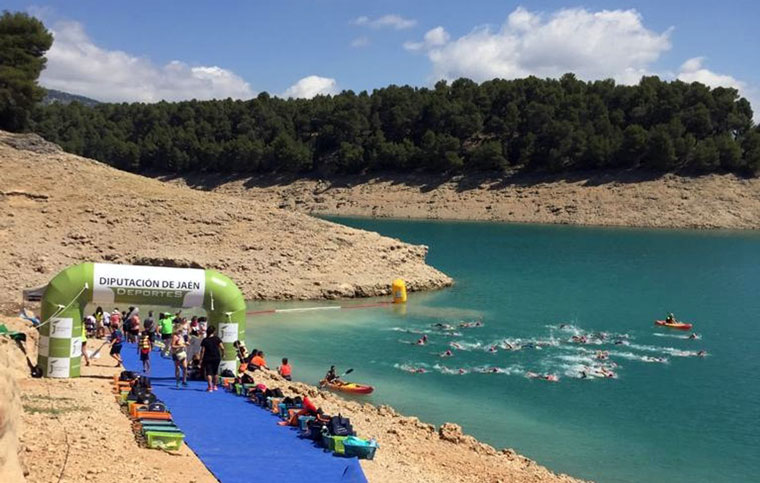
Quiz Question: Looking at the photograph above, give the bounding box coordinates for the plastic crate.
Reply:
[322,435,348,455]
[136,410,172,421]
[343,437,378,460]
[130,403,149,418]
[298,415,315,431]
[145,431,185,450]
[141,424,181,434]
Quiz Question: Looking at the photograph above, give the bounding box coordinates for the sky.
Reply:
[6,1,760,111]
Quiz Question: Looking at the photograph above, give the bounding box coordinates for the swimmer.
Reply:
[545,374,559,382]
[488,346,498,353]
[595,350,609,361]
[559,324,568,329]
[416,335,428,346]
[490,367,500,373]
[688,333,699,340]
[439,349,453,358]
[450,342,463,350]
[696,350,707,357]
[525,371,539,379]
[458,368,466,375]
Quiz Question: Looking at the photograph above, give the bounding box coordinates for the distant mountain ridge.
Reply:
[42,89,100,107]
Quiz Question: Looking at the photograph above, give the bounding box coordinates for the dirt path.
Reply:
[0,316,215,483]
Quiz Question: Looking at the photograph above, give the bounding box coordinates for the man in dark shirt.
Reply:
[143,311,155,340]
[199,325,224,392]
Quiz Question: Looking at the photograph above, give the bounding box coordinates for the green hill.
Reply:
[42,89,100,107]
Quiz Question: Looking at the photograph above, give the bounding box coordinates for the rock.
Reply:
[439,422,464,443]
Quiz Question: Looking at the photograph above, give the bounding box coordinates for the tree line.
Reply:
[31,76,760,176]
[3,11,759,176]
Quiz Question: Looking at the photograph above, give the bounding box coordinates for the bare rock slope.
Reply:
[0,131,451,312]
[181,171,760,230]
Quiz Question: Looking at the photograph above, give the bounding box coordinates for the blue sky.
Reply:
[7,1,759,107]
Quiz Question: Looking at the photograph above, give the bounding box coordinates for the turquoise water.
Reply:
[246,218,760,483]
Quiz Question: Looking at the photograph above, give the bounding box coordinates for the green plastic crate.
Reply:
[322,435,348,455]
[145,431,185,450]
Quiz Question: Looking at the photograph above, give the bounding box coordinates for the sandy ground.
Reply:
[170,171,760,230]
[0,130,451,315]
[0,316,216,483]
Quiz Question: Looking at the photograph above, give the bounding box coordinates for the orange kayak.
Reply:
[320,379,374,395]
[655,320,693,331]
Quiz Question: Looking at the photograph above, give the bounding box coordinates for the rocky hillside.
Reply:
[0,131,452,313]
[172,171,760,230]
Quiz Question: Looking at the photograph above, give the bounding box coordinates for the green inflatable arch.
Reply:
[39,262,246,378]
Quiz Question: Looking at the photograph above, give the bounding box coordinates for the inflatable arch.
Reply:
[39,262,246,378]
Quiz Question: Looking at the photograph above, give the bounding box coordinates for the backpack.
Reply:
[134,375,151,391]
[131,387,156,405]
[147,402,167,412]
[303,419,327,441]
[329,414,355,437]
[241,373,254,384]
[119,370,138,381]
[221,369,235,378]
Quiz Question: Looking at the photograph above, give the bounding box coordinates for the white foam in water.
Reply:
[471,365,524,376]
[609,351,669,364]
[433,364,470,375]
[449,340,483,351]
[394,362,431,373]
[653,333,700,340]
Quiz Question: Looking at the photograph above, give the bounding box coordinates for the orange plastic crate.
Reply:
[136,411,172,420]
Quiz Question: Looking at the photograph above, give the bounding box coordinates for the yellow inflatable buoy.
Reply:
[392,279,407,304]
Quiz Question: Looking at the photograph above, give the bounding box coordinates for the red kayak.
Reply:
[655,320,693,331]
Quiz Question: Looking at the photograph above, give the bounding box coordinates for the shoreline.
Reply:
[165,170,760,231]
[0,315,582,482]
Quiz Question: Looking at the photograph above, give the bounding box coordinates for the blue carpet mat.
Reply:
[120,344,366,483]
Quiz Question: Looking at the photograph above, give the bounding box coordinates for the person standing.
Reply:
[109,325,124,367]
[143,311,155,340]
[159,313,173,356]
[199,326,224,392]
[138,329,152,374]
[81,320,90,367]
[171,326,188,388]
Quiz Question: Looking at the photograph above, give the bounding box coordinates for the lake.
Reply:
[246,217,760,483]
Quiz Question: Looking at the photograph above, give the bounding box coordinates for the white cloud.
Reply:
[412,7,671,84]
[39,20,254,102]
[677,57,744,90]
[351,36,370,48]
[351,14,417,30]
[677,57,759,120]
[281,75,338,99]
[404,27,450,51]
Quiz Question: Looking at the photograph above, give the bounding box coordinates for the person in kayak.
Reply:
[325,365,338,383]
[665,313,677,324]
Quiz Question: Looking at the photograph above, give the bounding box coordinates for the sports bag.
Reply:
[329,414,355,437]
